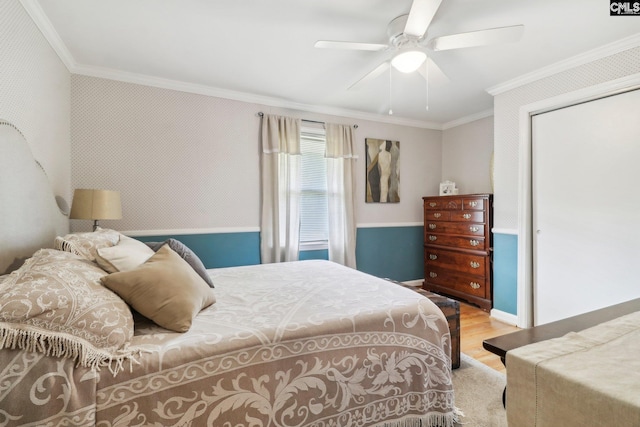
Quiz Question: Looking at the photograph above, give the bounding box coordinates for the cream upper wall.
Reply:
[441,116,493,195]
[71,75,442,233]
[0,0,71,201]
[493,45,640,230]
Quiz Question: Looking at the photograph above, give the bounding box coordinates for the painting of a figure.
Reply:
[366,138,400,203]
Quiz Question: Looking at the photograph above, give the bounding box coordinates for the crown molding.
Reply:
[442,109,493,130]
[73,63,443,130]
[19,0,76,71]
[21,0,640,132]
[487,33,640,96]
[21,0,443,131]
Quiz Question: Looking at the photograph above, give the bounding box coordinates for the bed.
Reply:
[0,120,456,427]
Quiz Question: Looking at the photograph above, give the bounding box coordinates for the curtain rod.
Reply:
[257,112,358,129]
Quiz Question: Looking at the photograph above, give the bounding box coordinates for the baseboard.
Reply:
[490,309,518,326]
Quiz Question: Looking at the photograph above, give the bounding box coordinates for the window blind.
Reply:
[299,128,328,245]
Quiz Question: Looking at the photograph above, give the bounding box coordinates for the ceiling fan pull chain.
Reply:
[388,67,393,115]
[425,59,429,111]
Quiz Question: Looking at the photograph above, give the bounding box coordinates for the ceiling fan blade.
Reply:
[314,40,388,51]
[348,61,390,90]
[417,57,450,86]
[404,0,443,38]
[427,25,524,51]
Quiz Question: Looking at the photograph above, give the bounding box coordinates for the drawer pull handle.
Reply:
[428,224,436,230]
[430,272,438,278]
[470,261,480,268]
[429,202,437,207]
[433,213,442,218]
[429,236,437,241]
[429,254,438,260]
[469,201,478,208]
[469,226,479,232]
[470,282,481,289]
[463,213,472,219]
[469,239,479,247]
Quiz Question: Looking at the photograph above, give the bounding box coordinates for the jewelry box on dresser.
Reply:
[422,194,493,311]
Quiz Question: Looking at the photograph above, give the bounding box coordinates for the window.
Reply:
[299,127,328,250]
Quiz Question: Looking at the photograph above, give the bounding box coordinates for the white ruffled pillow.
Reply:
[96,234,156,273]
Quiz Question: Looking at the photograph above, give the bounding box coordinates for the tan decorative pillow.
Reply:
[0,249,137,375]
[101,245,216,332]
[145,239,215,288]
[54,227,120,262]
[96,234,156,273]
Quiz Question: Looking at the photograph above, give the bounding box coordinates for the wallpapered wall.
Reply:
[441,116,493,195]
[70,75,447,280]
[0,0,71,200]
[71,75,443,234]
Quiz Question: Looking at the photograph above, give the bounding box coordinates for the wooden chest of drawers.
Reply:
[422,194,493,311]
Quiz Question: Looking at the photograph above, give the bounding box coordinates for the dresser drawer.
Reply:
[425,234,486,251]
[424,222,485,237]
[425,249,487,275]
[424,211,451,221]
[424,199,444,209]
[463,197,486,211]
[424,267,487,298]
[451,211,485,223]
[424,198,462,210]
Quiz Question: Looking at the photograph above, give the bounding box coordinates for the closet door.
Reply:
[532,88,640,325]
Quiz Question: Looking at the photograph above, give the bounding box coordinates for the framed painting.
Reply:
[366,138,400,203]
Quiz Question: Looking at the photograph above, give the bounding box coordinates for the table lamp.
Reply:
[69,189,122,231]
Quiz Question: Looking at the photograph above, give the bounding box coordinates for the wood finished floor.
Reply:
[459,302,520,373]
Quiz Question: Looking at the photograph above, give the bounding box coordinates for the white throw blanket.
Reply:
[506,311,640,427]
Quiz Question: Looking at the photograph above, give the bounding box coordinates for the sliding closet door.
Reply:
[532,88,640,325]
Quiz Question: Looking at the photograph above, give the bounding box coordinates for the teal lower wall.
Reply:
[299,249,329,261]
[136,232,261,268]
[356,226,424,281]
[492,233,518,315]
[134,225,424,281]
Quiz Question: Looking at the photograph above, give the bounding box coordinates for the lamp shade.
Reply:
[70,189,122,221]
[391,50,427,73]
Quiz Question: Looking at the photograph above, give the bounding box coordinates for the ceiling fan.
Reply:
[314,0,524,90]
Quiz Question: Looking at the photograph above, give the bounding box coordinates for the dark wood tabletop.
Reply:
[483,298,640,360]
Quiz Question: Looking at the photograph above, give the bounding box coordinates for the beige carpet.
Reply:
[452,354,507,427]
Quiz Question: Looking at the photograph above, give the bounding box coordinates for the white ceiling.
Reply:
[27,0,640,128]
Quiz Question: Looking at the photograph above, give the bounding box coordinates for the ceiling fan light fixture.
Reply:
[391,50,427,73]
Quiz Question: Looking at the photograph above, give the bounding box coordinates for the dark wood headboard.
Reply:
[0,120,68,274]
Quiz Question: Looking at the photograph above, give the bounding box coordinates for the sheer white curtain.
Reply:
[260,114,301,263]
[325,123,358,268]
